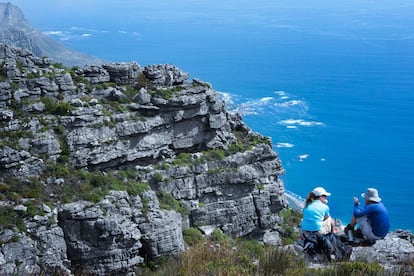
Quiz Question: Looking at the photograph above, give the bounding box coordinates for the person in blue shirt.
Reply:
[344,188,390,241]
[301,187,335,234]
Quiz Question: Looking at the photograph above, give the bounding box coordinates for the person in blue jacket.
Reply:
[301,187,335,234]
[344,188,390,241]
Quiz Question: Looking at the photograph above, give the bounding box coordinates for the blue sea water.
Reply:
[14,0,414,230]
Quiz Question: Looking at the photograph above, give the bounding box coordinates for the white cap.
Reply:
[312,187,331,197]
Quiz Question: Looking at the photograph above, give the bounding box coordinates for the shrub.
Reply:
[279,208,302,245]
[157,190,190,216]
[172,153,191,166]
[42,98,75,116]
[126,181,150,196]
[136,73,150,89]
[0,207,25,231]
[152,173,164,183]
[183,227,203,246]
[313,261,385,275]
[257,246,306,275]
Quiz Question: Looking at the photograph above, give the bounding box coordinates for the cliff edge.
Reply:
[0,44,287,275]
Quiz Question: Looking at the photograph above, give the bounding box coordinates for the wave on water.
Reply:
[276,142,294,148]
[218,90,311,117]
[278,119,324,127]
[299,154,309,161]
[218,90,325,157]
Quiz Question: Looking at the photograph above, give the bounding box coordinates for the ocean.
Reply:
[15,0,414,230]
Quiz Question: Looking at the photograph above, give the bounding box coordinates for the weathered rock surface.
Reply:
[0,44,287,275]
[287,229,414,274]
[350,230,414,269]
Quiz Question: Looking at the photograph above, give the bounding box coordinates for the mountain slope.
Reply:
[0,2,104,66]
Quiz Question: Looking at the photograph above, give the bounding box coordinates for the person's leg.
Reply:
[356,217,379,240]
[320,217,333,234]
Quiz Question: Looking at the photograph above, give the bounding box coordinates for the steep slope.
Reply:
[0,2,104,66]
[0,44,287,274]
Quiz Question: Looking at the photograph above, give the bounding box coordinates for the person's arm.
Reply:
[353,198,373,218]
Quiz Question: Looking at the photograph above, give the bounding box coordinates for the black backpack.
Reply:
[303,232,352,261]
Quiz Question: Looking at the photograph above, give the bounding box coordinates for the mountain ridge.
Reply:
[0,2,104,66]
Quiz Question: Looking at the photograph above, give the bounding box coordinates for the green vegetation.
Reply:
[42,97,75,116]
[0,207,26,232]
[171,152,191,166]
[279,208,303,245]
[182,227,203,246]
[0,128,34,149]
[95,82,116,91]
[150,86,185,100]
[0,166,153,232]
[144,232,305,275]
[201,148,226,162]
[0,61,6,81]
[312,262,384,275]
[143,228,411,276]
[157,190,190,216]
[152,173,164,183]
[232,130,272,152]
[136,72,150,89]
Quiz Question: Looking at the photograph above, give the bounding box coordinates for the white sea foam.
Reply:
[275,91,290,100]
[299,154,309,161]
[44,31,64,36]
[275,100,303,107]
[286,125,297,129]
[274,90,286,96]
[276,142,294,148]
[279,119,323,127]
[218,92,234,106]
[260,97,274,102]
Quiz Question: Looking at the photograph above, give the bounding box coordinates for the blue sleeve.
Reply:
[353,203,372,218]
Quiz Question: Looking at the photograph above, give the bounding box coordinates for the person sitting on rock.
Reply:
[301,187,335,235]
[344,188,390,242]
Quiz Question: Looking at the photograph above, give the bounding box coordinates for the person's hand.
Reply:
[353,196,359,204]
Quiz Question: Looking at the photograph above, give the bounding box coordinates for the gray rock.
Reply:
[351,230,414,266]
[76,65,110,84]
[102,62,141,85]
[263,230,283,246]
[134,87,151,104]
[144,64,189,87]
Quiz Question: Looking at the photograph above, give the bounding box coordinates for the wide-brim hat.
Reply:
[361,188,381,202]
[312,187,331,197]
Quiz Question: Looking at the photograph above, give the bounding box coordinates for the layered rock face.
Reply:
[0,44,287,274]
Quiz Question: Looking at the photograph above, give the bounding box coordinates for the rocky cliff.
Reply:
[0,2,104,66]
[0,44,287,275]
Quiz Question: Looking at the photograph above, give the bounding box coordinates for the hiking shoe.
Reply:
[344,224,354,233]
[354,228,364,239]
[360,239,376,246]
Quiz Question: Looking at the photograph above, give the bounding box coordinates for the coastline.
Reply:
[284,190,304,210]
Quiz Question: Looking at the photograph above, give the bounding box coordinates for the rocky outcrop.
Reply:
[350,230,414,270]
[0,44,287,275]
[288,230,414,274]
